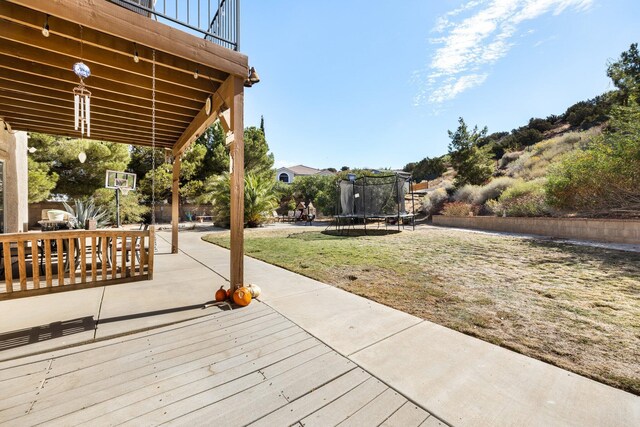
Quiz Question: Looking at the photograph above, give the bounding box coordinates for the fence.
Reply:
[0,228,154,300]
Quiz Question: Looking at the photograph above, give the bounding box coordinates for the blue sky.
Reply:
[240,0,639,170]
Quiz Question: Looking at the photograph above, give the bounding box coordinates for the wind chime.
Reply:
[73,25,90,163]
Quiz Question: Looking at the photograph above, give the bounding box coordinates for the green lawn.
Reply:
[203,226,640,395]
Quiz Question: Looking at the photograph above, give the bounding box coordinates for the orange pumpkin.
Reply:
[233,287,252,306]
[215,286,227,302]
[226,288,233,299]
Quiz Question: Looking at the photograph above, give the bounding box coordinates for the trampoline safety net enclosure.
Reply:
[336,174,415,231]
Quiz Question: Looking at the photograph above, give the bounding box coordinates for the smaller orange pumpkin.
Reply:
[226,288,233,299]
[215,286,227,302]
[233,287,252,306]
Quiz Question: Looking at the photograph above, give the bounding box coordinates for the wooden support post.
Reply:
[229,76,244,291]
[171,155,181,254]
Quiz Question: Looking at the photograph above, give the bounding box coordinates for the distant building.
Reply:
[276,165,335,183]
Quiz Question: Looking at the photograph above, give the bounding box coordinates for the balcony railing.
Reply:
[108,0,239,51]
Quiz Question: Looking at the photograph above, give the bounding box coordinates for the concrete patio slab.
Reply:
[350,320,640,427]
[265,286,423,356]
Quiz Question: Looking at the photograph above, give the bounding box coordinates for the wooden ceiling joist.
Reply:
[6,0,248,77]
[6,121,174,148]
[0,39,210,104]
[0,97,186,134]
[0,0,247,152]
[0,106,182,140]
[0,18,221,95]
[1,114,176,144]
[0,1,229,84]
[0,75,196,120]
[0,51,204,112]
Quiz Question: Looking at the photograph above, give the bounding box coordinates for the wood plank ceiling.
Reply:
[0,0,246,149]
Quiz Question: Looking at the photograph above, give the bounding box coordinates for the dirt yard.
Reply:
[203,226,640,395]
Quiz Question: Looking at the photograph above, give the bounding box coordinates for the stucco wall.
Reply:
[432,215,640,245]
[0,128,29,232]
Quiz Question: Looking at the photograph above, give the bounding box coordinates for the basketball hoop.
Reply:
[120,186,131,196]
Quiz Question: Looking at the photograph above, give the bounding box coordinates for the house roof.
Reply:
[288,165,323,175]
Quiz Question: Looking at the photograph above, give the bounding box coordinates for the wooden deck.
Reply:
[0,302,444,426]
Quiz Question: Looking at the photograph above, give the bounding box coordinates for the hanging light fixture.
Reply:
[42,15,50,37]
[193,67,199,79]
[78,151,87,163]
[133,42,139,63]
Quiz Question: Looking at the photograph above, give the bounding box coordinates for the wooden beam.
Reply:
[0,73,196,121]
[0,112,177,143]
[0,51,200,116]
[172,77,234,156]
[171,155,181,254]
[5,121,174,148]
[0,17,222,95]
[7,0,248,77]
[0,46,206,108]
[229,76,245,290]
[0,96,185,135]
[0,1,228,84]
[0,84,191,127]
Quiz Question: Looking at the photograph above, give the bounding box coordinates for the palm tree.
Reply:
[202,172,277,228]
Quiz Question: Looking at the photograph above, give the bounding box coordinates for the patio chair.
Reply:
[294,210,302,221]
[272,210,280,222]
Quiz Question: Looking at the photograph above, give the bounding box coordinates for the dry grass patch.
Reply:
[203,227,640,394]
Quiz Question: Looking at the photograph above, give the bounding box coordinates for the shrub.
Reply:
[441,202,473,217]
[452,184,481,204]
[498,179,549,217]
[474,177,517,205]
[63,198,110,228]
[421,188,449,215]
[546,105,640,215]
[498,151,523,169]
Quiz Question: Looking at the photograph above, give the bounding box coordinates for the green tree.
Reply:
[607,43,640,105]
[28,156,58,203]
[244,126,275,177]
[447,117,493,186]
[411,157,446,183]
[194,122,228,179]
[29,134,130,198]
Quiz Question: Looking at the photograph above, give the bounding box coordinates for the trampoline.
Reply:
[331,173,415,234]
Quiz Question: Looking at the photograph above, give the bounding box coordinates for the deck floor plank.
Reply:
[380,402,431,427]
[300,377,388,427]
[13,325,301,425]
[0,302,438,426]
[35,316,290,402]
[249,368,371,427]
[124,344,335,426]
[167,350,354,426]
[53,336,319,426]
[337,387,407,426]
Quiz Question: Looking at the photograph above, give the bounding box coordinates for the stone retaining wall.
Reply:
[432,215,639,244]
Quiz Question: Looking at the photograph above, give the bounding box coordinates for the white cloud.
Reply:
[416,0,593,105]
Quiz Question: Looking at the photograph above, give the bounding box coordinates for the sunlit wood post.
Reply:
[229,76,244,290]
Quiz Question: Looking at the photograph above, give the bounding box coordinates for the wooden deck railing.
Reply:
[0,228,154,300]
